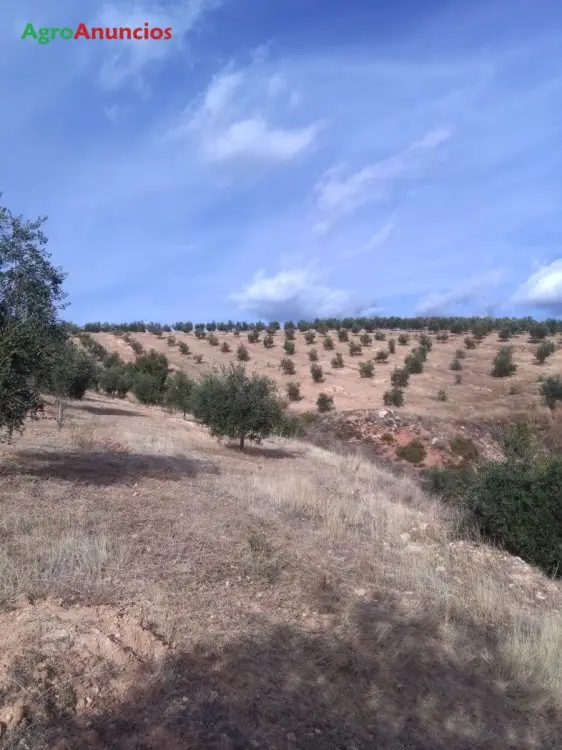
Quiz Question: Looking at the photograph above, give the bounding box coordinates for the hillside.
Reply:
[0,394,561,748]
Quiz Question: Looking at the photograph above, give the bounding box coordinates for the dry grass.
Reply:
[92,329,562,423]
[0,394,561,748]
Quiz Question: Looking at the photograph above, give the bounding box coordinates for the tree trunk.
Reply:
[239,434,245,450]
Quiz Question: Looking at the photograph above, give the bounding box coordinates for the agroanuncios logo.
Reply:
[21,22,173,44]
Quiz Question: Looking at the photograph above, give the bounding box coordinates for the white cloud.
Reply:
[96,0,221,92]
[416,270,505,314]
[314,127,451,233]
[512,260,562,311]
[341,221,394,259]
[231,266,362,320]
[166,63,321,162]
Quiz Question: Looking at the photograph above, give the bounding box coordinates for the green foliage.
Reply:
[331,352,344,369]
[0,200,67,439]
[374,331,386,341]
[308,348,318,362]
[541,375,562,410]
[190,363,286,449]
[437,389,448,402]
[167,335,176,347]
[450,435,480,463]
[304,331,316,344]
[450,358,463,371]
[348,341,362,356]
[284,340,296,355]
[193,354,203,364]
[286,381,301,401]
[165,371,194,417]
[383,387,404,407]
[391,367,409,388]
[337,329,349,342]
[396,439,426,464]
[131,340,144,355]
[237,344,250,362]
[40,340,98,401]
[454,373,463,384]
[398,334,409,345]
[436,332,449,343]
[417,344,429,362]
[388,338,396,354]
[99,365,131,398]
[221,341,231,353]
[491,346,517,377]
[208,333,219,346]
[455,349,466,359]
[498,329,511,340]
[263,333,275,349]
[359,360,374,378]
[536,341,555,364]
[323,335,334,350]
[133,373,165,405]
[284,328,295,341]
[375,349,389,363]
[247,329,260,344]
[310,363,324,382]
[419,334,433,350]
[316,392,334,412]
[464,336,476,349]
[529,323,549,341]
[359,333,372,346]
[404,350,423,374]
[280,357,296,375]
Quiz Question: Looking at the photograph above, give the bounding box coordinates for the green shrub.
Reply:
[310,363,324,383]
[419,334,433,351]
[178,342,190,355]
[349,341,362,356]
[359,360,374,378]
[237,344,250,362]
[194,354,203,364]
[280,357,295,375]
[492,346,516,377]
[396,439,426,464]
[498,329,511,341]
[541,375,562,410]
[454,373,463,385]
[331,352,344,369]
[388,338,396,354]
[220,341,231,353]
[404,351,423,374]
[391,367,409,388]
[133,373,164,405]
[374,331,386,341]
[536,341,555,364]
[263,333,275,349]
[99,365,132,398]
[284,329,295,341]
[437,389,448,402]
[167,335,177,347]
[455,349,466,359]
[450,358,463,371]
[450,435,480,463]
[286,381,301,401]
[308,348,319,362]
[436,332,449,343]
[529,323,549,341]
[323,335,334,350]
[375,349,389,363]
[383,387,404,407]
[131,340,144,356]
[398,334,409,345]
[247,330,260,344]
[316,392,334,412]
[304,331,316,344]
[165,371,194,418]
[190,363,286,450]
[337,329,349,342]
[208,333,219,346]
[360,333,372,346]
[464,336,476,349]
[284,340,296,355]
[417,345,429,362]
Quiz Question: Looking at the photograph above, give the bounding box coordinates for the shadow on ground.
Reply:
[3,449,219,486]
[72,404,146,418]
[19,598,560,750]
[225,443,302,460]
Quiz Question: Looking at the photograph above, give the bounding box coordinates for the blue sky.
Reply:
[2,0,562,324]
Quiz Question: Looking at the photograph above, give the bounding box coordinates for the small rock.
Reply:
[353,587,367,597]
[399,532,411,543]
[378,409,389,419]
[536,592,546,600]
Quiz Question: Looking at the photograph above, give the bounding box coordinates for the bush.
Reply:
[308,348,319,362]
[450,358,463,371]
[284,340,296,355]
[165,371,194,418]
[349,341,362,356]
[208,333,219,346]
[417,345,429,362]
[194,354,203,364]
[498,329,511,341]
[284,329,295,341]
[455,349,466,359]
[464,336,476,349]
[398,334,409,345]
[391,367,409,388]
[263,334,275,349]
[359,333,372,346]
[190,363,286,450]
[337,329,349,342]
[178,342,190,355]
[388,338,396,354]
[436,332,449,343]
[316,392,334,412]
[221,341,231,353]
[419,334,433,351]
[454,373,463,385]
[383,387,404,407]
[286,381,301,401]
[374,331,386,341]
[131,340,144,356]
[247,330,260,344]
[323,335,334,350]
[437,389,448,402]
[529,323,549,341]
[359,360,374,378]
[99,365,131,398]
[331,352,344,369]
[396,439,426,464]
[310,363,324,382]
[375,349,389,363]
[536,341,555,364]
[541,375,562,410]
[280,357,296,375]
[237,344,250,362]
[167,335,177,347]
[133,373,164,405]
[450,435,480,463]
[492,346,516,377]
[404,351,423,374]
[304,331,316,344]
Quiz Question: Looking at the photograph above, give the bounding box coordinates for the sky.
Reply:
[1,0,562,324]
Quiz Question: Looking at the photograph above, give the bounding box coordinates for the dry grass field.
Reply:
[1,393,562,748]
[92,329,562,423]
